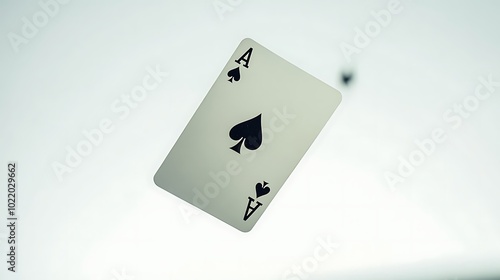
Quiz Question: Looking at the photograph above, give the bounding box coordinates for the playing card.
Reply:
[154,38,342,232]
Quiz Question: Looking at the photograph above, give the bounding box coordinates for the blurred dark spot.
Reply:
[341,71,354,86]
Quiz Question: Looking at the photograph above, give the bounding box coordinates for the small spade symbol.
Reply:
[227,67,240,83]
[229,114,262,153]
[255,181,270,198]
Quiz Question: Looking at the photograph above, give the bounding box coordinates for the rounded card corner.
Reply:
[336,90,343,103]
[239,226,253,233]
[152,172,161,187]
[241,37,255,45]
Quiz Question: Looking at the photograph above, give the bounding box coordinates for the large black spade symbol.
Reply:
[229,114,262,154]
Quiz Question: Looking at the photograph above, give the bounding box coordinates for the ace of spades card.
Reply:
[154,38,342,232]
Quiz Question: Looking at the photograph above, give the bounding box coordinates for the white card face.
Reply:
[154,38,342,232]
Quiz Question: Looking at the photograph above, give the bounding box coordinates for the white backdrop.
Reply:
[1,1,500,279]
